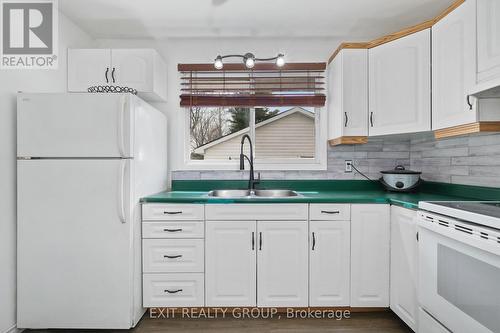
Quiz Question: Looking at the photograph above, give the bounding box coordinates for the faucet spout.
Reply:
[240,134,259,190]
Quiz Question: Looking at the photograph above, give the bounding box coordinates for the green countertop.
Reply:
[141,180,500,209]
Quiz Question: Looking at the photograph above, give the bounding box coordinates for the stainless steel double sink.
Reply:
[208,189,299,198]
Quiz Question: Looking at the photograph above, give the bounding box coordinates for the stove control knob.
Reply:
[396,181,405,189]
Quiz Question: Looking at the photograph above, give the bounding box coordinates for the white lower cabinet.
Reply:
[205,221,257,306]
[205,218,308,307]
[390,206,418,331]
[142,202,416,313]
[257,221,309,307]
[309,220,350,306]
[350,204,390,307]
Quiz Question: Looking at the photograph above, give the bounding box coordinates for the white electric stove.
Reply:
[417,201,500,333]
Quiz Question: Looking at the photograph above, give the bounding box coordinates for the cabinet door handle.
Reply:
[164,289,183,294]
[312,232,316,251]
[252,232,255,250]
[466,95,473,110]
[321,210,340,214]
[370,112,374,127]
[111,67,116,83]
[163,211,182,215]
[259,232,262,251]
[163,254,182,259]
[105,67,109,83]
[344,112,348,127]
[163,228,182,232]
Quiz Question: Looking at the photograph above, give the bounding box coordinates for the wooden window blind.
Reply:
[178,63,326,107]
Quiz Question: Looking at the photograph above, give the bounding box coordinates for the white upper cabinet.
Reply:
[477,0,500,84]
[369,29,431,136]
[68,48,167,102]
[350,204,390,307]
[257,221,308,307]
[328,49,368,141]
[390,206,418,331]
[309,220,350,306]
[205,221,257,307]
[68,49,111,91]
[432,0,477,130]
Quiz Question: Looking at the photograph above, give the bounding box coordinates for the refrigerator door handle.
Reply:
[118,96,127,158]
[118,160,127,223]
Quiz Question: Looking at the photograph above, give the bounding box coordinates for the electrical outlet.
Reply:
[345,160,353,173]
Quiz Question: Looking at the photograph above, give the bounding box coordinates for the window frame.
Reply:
[182,106,327,171]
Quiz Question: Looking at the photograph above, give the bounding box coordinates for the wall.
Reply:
[0,13,94,333]
[95,36,342,174]
[411,132,500,187]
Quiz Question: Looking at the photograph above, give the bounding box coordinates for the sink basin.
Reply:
[254,189,299,198]
[207,189,300,198]
[208,189,251,198]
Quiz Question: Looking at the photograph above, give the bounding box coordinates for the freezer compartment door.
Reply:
[17,159,136,329]
[17,93,133,158]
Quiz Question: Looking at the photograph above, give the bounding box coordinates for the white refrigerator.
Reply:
[16,93,167,329]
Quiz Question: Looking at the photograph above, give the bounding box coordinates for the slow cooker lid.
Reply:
[380,165,422,175]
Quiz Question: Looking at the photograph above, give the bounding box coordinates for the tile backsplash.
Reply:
[410,132,500,187]
[172,138,411,182]
[173,132,500,188]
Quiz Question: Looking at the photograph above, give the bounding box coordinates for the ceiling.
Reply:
[59,0,455,40]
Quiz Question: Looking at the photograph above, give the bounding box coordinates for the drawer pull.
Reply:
[164,289,183,294]
[163,255,183,259]
[163,211,182,215]
[321,210,340,214]
[163,228,183,232]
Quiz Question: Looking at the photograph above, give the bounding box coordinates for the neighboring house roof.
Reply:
[194,107,314,154]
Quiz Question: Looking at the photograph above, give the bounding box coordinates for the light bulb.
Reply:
[276,54,285,67]
[244,53,255,69]
[245,57,255,68]
[214,56,223,69]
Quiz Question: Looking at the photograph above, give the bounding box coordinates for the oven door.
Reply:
[418,212,500,333]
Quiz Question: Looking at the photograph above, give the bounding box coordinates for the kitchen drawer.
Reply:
[142,204,204,221]
[205,204,308,220]
[143,273,204,307]
[142,221,204,239]
[143,239,204,273]
[310,204,350,220]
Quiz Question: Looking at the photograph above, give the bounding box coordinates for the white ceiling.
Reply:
[59,0,455,40]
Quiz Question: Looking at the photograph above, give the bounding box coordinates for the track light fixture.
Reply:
[213,52,286,69]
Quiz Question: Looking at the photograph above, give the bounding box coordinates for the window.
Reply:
[187,106,325,169]
[179,62,327,170]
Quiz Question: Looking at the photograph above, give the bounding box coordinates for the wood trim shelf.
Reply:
[327,0,465,64]
[434,122,500,139]
[329,136,368,146]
